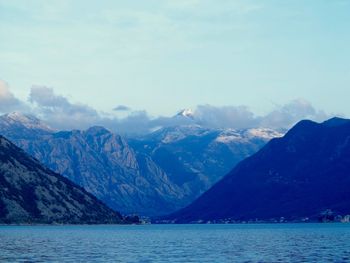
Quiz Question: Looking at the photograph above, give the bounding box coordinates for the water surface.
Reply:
[1,224,349,262]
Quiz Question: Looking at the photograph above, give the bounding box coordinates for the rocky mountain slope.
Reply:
[163,117,350,223]
[0,115,184,216]
[0,112,281,216]
[129,125,282,202]
[0,135,126,224]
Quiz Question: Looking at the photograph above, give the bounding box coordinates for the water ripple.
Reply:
[0,224,350,262]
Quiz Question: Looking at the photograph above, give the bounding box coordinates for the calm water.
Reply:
[1,224,350,262]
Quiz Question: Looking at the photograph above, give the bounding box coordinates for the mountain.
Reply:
[176,109,195,119]
[163,117,350,223]
[1,122,184,216]
[129,125,282,204]
[0,135,127,224]
[0,112,282,216]
[0,112,53,139]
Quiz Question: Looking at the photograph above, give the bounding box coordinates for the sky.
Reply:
[0,0,349,133]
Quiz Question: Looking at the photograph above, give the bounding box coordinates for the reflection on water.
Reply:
[1,224,350,262]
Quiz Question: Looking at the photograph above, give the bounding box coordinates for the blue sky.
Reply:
[0,0,349,127]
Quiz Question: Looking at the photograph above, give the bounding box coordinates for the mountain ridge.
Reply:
[0,135,131,224]
[0,112,282,216]
[162,117,350,223]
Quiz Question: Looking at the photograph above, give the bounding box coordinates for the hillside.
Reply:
[163,118,350,223]
[0,135,127,224]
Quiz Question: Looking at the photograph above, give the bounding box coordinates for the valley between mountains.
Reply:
[0,112,281,217]
[3,111,350,225]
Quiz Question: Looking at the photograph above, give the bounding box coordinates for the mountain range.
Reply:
[129,125,282,205]
[0,135,128,224]
[162,117,350,223]
[0,112,282,216]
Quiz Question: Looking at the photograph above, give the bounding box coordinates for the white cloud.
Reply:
[260,99,328,128]
[0,80,27,113]
[0,80,332,134]
[29,86,101,130]
[195,104,257,129]
[110,100,330,135]
[30,86,71,107]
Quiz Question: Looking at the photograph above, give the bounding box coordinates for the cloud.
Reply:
[194,104,257,129]
[29,86,101,130]
[112,111,155,135]
[260,99,328,128]
[0,80,332,134]
[110,100,330,135]
[193,99,329,130]
[0,80,27,113]
[113,105,131,111]
[29,86,71,108]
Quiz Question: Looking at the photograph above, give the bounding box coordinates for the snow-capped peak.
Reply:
[215,128,284,144]
[176,109,195,119]
[245,128,284,140]
[151,125,208,144]
[7,112,36,122]
[2,112,53,131]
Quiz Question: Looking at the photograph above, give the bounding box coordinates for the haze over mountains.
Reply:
[2,109,349,224]
[0,135,126,224]
[164,117,350,223]
[0,111,282,216]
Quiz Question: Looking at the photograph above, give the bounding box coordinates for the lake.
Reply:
[0,224,349,262]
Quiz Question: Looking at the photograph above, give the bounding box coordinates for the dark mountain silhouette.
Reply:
[163,117,350,223]
[129,125,282,207]
[0,135,129,224]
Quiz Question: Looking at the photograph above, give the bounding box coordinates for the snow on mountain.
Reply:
[215,128,283,144]
[148,124,284,145]
[150,125,210,144]
[129,124,283,212]
[176,109,195,119]
[164,118,350,223]
[245,128,284,140]
[172,108,284,144]
[0,111,285,216]
[215,130,244,143]
[1,112,53,131]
